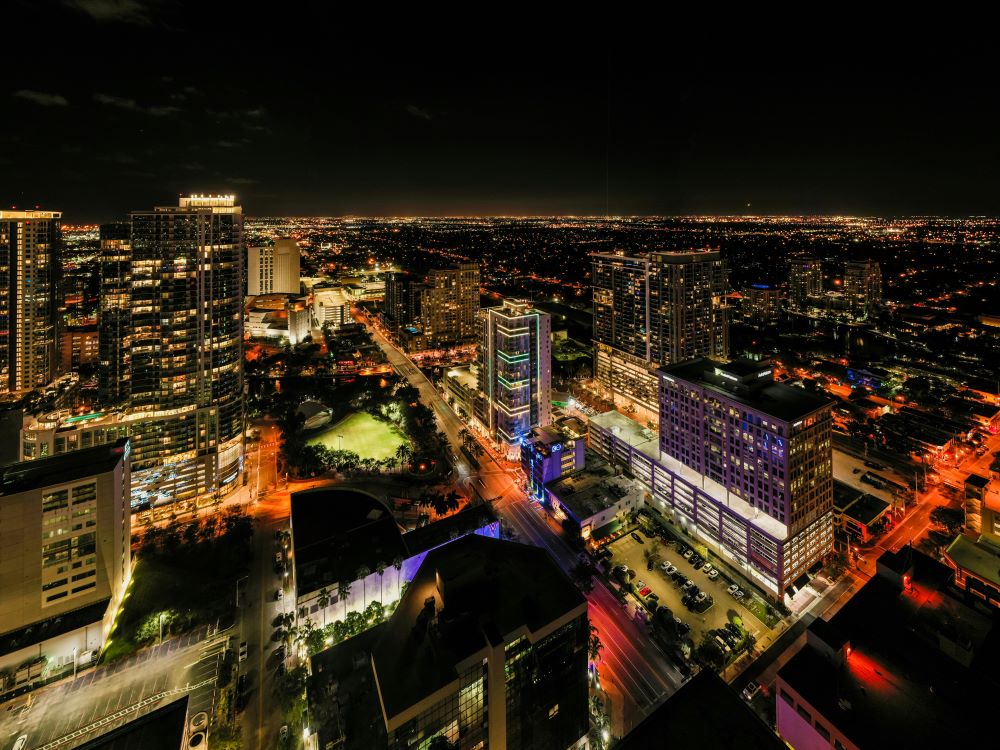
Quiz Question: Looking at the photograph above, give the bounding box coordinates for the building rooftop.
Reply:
[945,535,1000,588]
[76,696,188,750]
[966,473,990,490]
[842,492,890,526]
[662,357,832,424]
[778,548,1000,748]
[833,480,864,511]
[545,457,641,523]
[0,438,128,495]
[291,488,408,596]
[371,535,585,723]
[399,504,498,558]
[616,670,784,749]
[590,410,789,540]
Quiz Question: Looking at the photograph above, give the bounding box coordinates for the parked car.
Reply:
[734,589,745,600]
[682,579,695,591]
[676,575,688,587]
[675,619,690,636]
[683,549,694,559]
[695,591,708,604]
[275,588,283,600]
[727,583,740,596]
[664,563,677,575]
[707,569,719,580]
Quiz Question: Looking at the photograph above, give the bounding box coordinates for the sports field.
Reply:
[307,411,408,461]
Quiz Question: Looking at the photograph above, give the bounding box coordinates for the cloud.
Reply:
[216,140,243,148]
[13,89,69,107]
[246,107,265,118]
[405,104,433,121]
[181,162,204,171]
[227,177,258,185]
[63,0,156,26]
[93,92,180,116]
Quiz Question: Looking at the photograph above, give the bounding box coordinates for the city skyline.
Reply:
[5,4,1000,220]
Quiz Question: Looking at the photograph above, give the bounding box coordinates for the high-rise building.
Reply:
[843,259,881,320]
[745,283,783,326]
[589,356,833,597]
[247,236,300,296]
[127,195,244,505]
[520,422,586,500]
[592,249,728,421]
[0,439,131,682]
[382,270,423,332]
[369,535,589,750]
[0,210,61,392]
[98,222,131,406]
[419,262,480,348]
[788,258,823,311]
[478,300,551,455]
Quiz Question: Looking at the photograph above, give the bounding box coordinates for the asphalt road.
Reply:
[366,321,682,735]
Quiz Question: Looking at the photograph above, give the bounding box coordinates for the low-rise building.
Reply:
[943,472,1000,608]
[544,456,643,543]
[312,287,351,329]
[290,488,499,627]
[833,481,891,543]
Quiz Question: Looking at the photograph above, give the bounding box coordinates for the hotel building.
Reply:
[590,357,833,598]
[247,236,300,296]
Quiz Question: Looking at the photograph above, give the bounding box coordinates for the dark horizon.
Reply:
[6,4,1000,223]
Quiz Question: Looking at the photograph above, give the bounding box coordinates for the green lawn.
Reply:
[307,411,408,461]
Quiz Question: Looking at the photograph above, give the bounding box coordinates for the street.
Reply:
[365,321,683,734]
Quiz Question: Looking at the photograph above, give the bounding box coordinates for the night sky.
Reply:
[5,3,998,222]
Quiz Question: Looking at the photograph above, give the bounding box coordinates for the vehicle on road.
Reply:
[631,532,644,543]
[742,681,762,702]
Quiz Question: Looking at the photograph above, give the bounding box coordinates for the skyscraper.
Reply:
[98,222,131,406]
[419,262,480,348]
[127,195,244,504]
[843,259,881,320]
[382,270,423,333]
[0,210,61,392]
[478,300,551,455]
[247,236,300,296]
[788,257,823,311]
[592,249,728,422]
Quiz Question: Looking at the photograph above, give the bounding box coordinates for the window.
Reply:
[815,722,831,741]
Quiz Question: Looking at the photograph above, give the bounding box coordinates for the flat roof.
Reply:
[0,438,128,495]
[76,696,188,750]
[662,358,832,423]
[400,504,497,557]
[545,459,642,522]
[617,671,784,749]
[779,550,999,748]
[842,493,890,526]
[966,473,990,489]
[946,535,1000,587]
[833,480,864,510]
[291,488,408,595]
[371,535,585,721]
[590,410,789,540]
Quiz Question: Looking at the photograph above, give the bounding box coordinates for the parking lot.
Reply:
[606,531,774,660]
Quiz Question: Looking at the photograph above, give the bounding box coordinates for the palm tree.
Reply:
[356,566,371,609]
[392,556,404,600]
[318,588,331,627]
[588,624,603,663]
[444,490,461,513]
[338,579,352,620]
[376,561,386,603]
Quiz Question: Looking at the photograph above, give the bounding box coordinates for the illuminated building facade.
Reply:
[0,439,131,685]
[126,195,244,506]
[592,250,728,422]
[787,257,823,311]
[0,210,61,392]
[520,423,586,500]
[478,300,551,456]
[843,259,881,320]
[98,222,131,406]
[382,270,423,333]
[247,236,300,296]
[745,283,782,326]
[419,262,480,348]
